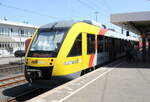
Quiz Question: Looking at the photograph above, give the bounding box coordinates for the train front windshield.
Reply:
[28,28,67,57]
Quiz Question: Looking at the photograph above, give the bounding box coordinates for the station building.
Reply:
[0,20,38,57]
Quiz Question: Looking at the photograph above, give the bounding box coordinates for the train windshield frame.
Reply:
[28,28,68,57]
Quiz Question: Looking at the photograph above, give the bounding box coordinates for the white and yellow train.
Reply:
[24,20,139,82]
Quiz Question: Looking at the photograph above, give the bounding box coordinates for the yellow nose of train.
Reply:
[25,58,55,67]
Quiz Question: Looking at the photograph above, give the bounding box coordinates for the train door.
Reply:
[97,35,109,65]
[82,32,88,69]
[86,34,97,67]
[66,33,83,71]
[109,38,116,61]
[108,37,113,61]
[115,39,120,58]
[103,36,109,62]
[119,39,126,57]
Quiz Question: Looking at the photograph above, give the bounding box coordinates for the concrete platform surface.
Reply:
[27,59,150,102]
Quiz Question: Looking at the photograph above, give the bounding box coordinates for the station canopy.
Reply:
[110,11,150,35]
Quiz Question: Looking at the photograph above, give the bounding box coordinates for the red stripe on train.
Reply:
[95,39,98,50]
[99,28,108,35]
[88,54,95,67]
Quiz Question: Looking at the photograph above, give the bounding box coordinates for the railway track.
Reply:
[0,65,24,78]
[0,65,23,71]
[0,74,26,89]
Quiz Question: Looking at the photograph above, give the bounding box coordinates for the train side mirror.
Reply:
[14,50,25,57]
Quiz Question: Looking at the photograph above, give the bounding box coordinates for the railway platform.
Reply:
[27,56,150,102]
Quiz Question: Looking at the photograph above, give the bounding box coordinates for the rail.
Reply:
[0,65,23,71]
[0,74,26,89]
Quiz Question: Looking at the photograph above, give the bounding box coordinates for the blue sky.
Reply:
[0,0,150,29]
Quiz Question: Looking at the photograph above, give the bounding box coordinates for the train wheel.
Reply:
[80,69,89,76]
[80,70,85,76]
[88,67,95,72]
[80,67,95,76]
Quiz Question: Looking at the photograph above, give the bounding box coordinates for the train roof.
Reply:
[40,20,103,29]
[105,30,139,41]
[40,20,76,29]
[39,20,140,41]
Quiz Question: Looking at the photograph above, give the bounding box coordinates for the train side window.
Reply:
[97,35,104,53]
[87,34,95,54]
[68,34,82,57]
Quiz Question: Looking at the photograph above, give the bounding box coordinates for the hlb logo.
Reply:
[31,60,38,64]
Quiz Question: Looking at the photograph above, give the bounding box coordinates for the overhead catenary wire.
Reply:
[84,0,113,13]
[0,2,59,19]
[0,1,112,24]
[76,0,108,16]
[67,0,86,20]
[64,0,94,21]
[101,0,115,12]
[0,1,91,21]
[77,0,97,11]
